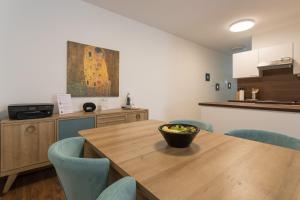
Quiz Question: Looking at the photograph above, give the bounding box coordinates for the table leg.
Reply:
[137,189,150,200]
[2,174,18,193]
[83,142,99,158]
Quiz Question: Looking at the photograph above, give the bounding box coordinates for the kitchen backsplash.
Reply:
[238,68,300,101]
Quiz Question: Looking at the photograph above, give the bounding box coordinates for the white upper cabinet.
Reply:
[232,42,299,78]
[233,50,259,78]
[258,43,293,67]
[294,41,300,75]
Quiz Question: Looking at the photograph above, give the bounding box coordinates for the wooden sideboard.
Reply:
[0,108,148,193]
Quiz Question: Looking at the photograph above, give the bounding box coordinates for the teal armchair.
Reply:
[226,129,300,151]
[97,176,136,200]
[170,119,213,132]
[48,137,136,200]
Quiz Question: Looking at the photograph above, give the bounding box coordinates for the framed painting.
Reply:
[67,41,119,97]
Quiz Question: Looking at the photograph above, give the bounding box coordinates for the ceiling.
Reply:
[83,0,300,54]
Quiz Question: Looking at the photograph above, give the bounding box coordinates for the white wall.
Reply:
[0,0,235,120]
[201,106,300,139]
[252,20,300,49]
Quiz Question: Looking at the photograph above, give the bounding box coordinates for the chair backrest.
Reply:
[48,137,110,200]
[97,177,136,200]
[226,129,300,150]
[170,120,213,132]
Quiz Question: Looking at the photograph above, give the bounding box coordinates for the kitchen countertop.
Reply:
[198,101,300,113]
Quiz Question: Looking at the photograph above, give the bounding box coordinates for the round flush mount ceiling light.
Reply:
[229,19,255,32]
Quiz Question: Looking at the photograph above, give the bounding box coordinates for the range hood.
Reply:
[257,57,293,70]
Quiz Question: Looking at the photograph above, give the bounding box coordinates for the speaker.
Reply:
[83,102,96,112]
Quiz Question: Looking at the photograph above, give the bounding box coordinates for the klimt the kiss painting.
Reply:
[67,41,119,97]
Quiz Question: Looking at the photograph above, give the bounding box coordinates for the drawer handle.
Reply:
[25,125,36,133]
[136,114,141,120]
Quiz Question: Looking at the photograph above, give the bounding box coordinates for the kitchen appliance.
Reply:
[257,57,293,70]
[8,104,54,120]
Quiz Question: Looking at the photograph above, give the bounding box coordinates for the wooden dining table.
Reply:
[79,120,300,200]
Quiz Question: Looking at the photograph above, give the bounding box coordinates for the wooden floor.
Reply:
[0,168,65,200]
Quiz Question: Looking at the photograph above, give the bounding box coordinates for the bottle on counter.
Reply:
[239,88,245,101]
[235,90,239,101]
[236,88,245,101]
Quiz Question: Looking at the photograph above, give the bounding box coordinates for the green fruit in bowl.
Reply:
[158,124,199,148]
[162,125,197,134]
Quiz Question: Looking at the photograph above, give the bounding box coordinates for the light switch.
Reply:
[215,83,220,91]
[227,82,232,89]
[205,73,210,81]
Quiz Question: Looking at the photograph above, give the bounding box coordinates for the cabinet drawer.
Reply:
[126,112,148,123]
[97,113,126,127]
[1,121,55,172]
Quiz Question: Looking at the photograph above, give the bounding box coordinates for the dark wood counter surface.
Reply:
[199,102,300,113]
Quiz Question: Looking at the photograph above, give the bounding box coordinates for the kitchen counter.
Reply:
[199,101,300,113]
[198,101,300,139]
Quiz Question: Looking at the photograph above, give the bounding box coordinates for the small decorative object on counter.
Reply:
[251,88,259,100]
[57,94,73,115]
[83,102,96,112]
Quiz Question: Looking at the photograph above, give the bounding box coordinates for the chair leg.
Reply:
[2,174,18,194]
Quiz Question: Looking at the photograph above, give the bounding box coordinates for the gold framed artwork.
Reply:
[67,41,119,97]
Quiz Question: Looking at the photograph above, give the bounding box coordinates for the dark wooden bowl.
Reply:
[158,124,200,148]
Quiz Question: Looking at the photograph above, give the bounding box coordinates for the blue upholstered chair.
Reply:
[97,176,136,200]
[170,120,214,132]
[48,137,136,200]
[226,129,300,151]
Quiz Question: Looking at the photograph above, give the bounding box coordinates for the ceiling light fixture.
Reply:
[229,19,255,32]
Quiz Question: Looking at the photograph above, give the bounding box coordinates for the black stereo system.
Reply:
[8,104,54,120]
